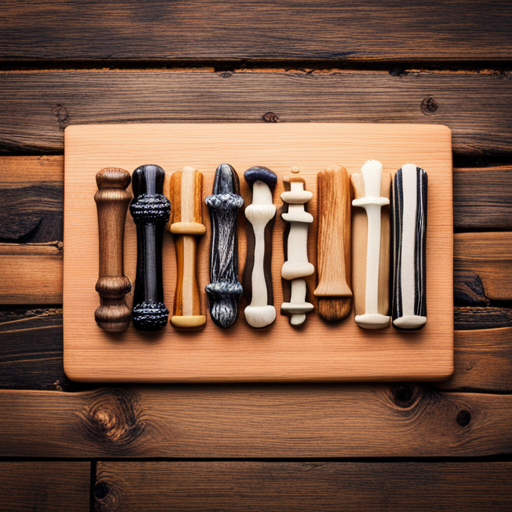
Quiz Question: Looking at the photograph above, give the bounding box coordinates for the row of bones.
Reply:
[94,160,427,333]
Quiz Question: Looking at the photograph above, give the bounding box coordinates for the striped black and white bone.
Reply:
[130,164,171,331]
[280,174,315,326]
[392,164,428,330]
[205,164,244,328]
[243,166,278,328]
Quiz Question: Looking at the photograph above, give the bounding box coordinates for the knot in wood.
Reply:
[95,481,110,500]
[95,477,124,512]
[390,384,418,408]
[456,409,472,427]
[82,389,145,450]
[421,97,438,115]
[262,111,280,123]
[51,104,70,129]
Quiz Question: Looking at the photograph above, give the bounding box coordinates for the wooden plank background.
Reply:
[94,461,512,512]
[1,1,511,62]
[1,0,512,509]
[0,462,90,512]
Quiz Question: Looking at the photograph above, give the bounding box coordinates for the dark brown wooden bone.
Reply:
[94,167,132,332]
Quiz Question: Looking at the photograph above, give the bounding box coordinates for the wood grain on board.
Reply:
[95,461,512,512]
[63,123,453,382]
[1,386,511,457]
[1,70,512,154]
[0,462,90,512]
[1,1,511,62]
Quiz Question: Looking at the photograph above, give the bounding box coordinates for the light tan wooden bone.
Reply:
[351,160,391,329]
[165,166,207,330]
[313,165,352,322]
[280,174,314,325]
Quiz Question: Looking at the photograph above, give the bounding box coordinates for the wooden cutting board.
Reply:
[63,123,453,382]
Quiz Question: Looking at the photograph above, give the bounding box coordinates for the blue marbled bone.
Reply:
[205,163,244,328]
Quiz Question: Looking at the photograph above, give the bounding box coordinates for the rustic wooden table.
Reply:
[1,1,512,510]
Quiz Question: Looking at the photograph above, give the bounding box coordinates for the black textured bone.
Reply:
[205,164,244,328]
[130,165,170,331]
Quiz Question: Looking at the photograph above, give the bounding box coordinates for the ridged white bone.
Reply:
[280,177,314,325]
[352,160,390,329]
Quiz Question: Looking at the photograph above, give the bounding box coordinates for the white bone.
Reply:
[352,160,390,329]
[244,180,277,328]
[281,279,314,326]
[280,177,315,325]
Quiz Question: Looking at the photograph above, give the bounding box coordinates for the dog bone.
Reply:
[392,164,428,330]
[205,163,244,328]
[130,165,170,331]
[166,166,207,331]
[94,167,132,332]
[313,166,353,322]
[243,166,277,328]
[280,175,314,325]
[351,160,391,329]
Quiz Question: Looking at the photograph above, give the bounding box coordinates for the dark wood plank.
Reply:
[0,307,69,390]
[455,306,512,330]
[2,1,512,62]
[1,308,511,391]
[0,461,90,512]
[1,386,511,457]
[95,461,512,512]
[1,70,512,154]
[0,156,63,242]
[454,167,512,231]
[454,233,512,301]
[440,327,512,391]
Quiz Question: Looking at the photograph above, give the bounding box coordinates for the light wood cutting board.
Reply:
[64,123,453,382]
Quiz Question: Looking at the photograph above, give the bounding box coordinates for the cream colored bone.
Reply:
[281,279,314,326]
[244,180,277,328]
[280,177,314,325]
[352,160,390,329]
